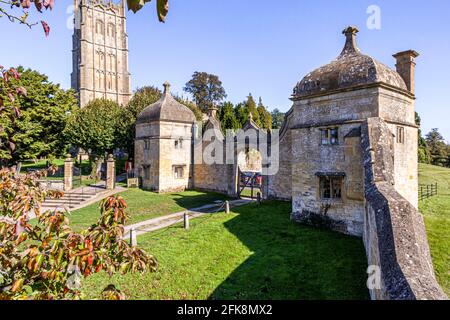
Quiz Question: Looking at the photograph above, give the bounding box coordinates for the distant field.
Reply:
[419,164,450,296]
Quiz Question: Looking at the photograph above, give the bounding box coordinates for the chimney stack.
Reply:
[393,50,420,94]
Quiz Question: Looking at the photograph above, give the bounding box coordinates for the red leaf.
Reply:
[41,21,50,37]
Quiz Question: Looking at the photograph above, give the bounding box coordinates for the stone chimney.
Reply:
[393,50,420,94]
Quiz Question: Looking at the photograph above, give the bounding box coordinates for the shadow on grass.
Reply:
[209,201,369,300]
[171,191,229,210]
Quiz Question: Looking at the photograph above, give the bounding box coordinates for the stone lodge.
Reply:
[134,26,447,300]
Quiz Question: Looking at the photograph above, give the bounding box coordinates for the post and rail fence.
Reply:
[419,183,438,201]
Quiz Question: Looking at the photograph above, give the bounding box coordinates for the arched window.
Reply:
[107,23,115,38]
[95,20,104,35]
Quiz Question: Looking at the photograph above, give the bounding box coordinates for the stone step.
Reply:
[43,198,90,203]
[42,201,78,206]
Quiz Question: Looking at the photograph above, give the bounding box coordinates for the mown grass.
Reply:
[81,201,368,300]
[418,164,450,296]
[69,189,228,231]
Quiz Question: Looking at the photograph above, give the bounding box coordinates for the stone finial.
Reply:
[340,26,361,56]
[65,154,72,161]
[208,107,218,119]
[107,153,114,161]
[163,81,171,94]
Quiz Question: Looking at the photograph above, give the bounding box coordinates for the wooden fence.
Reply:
[419,183,438,201]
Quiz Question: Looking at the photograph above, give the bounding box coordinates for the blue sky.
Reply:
[0,0,449,140]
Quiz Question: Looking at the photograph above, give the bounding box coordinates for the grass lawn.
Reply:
[81,201,368,300]
[418,164,450,296]
[69,189,228,231]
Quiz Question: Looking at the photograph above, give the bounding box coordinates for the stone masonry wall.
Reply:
[267,128,292,201]
[361,117,446,300]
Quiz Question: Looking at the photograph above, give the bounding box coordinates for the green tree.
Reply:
[257,97,272,130]
[184,72,227,112]
[425,128,448,167]
[219,102,239,132]
[234,102,248,128]
[173,96,203,122]
[0,67,77,166]
[244,94,261,127]
[271,108,285,129]
[127,86,162,118]
[64,99,122,158]
[415,112,431,164]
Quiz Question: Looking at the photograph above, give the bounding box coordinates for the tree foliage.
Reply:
[425,128,449,167]
[257,97,272,130]
[0,167,156,300]
[415,113,449,167]
[0,67,77,166]
[217,97,273,131]
[184,72,227,112]
[271,108,285,129]
[64,99,123,157]
[219,102,239,132]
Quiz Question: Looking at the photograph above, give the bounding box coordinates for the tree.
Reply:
[64,99,123,158]
[0,67,77,166]
[257,97,272,130]
[234,102,248,128]
[271,108,285,129]
[127,86,162,119]
[415,112,431,164]
[0,167,156,299]
[219,102,239,132]
[244,94,261,127]
[425,129,448,167]
[184,72,227,112]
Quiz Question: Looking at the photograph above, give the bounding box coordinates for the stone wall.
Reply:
[361,117,446,300]
[267,118,292,201]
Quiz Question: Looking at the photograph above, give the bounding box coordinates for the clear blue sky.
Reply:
[0,0,449,140]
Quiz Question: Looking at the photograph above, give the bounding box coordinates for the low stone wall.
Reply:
[361,117,446,300]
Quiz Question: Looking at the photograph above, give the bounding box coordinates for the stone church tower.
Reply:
[71,0,131,107]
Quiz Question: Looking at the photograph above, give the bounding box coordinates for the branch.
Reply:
[0,2,39,29]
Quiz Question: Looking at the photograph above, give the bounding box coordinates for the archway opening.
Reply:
[237,148,262,199]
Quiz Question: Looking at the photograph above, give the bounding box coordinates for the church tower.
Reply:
[71,0,131,107]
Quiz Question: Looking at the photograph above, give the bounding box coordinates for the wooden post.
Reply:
[184,212,189,229]
[225,201,230,214]
[427,185,430,199]
[130,228,137,246]
[257,192,261,205]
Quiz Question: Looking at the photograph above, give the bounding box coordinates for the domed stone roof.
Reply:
[293,26,407,98]
[136,82,196,124]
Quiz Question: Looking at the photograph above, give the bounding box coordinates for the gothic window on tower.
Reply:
[95,20,104,35]
[320,127,339,145]
[107,23,115,38]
